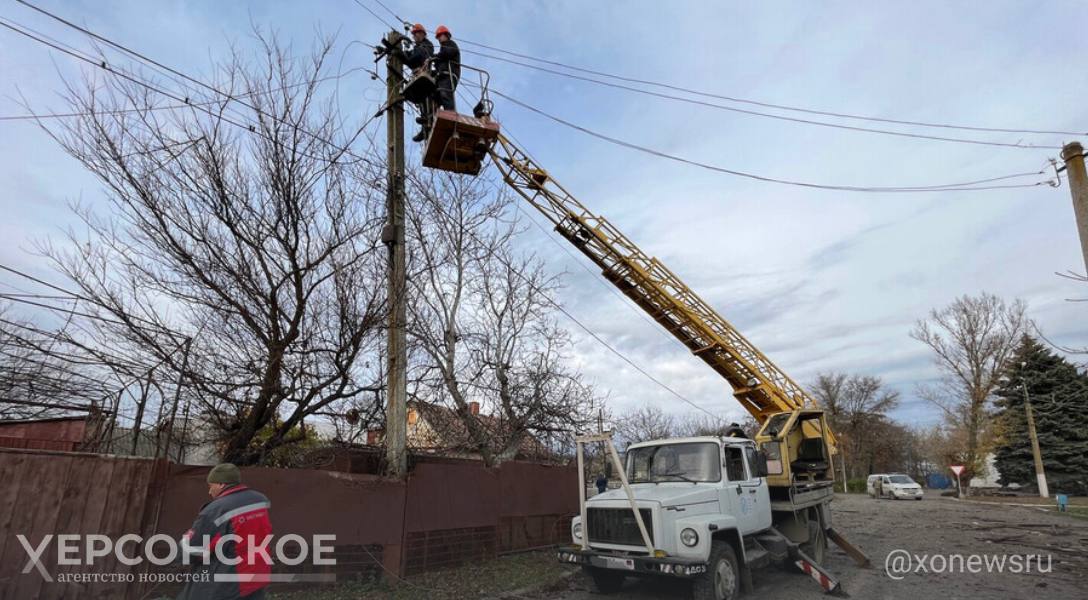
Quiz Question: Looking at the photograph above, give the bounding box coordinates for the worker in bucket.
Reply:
[432,25,461,113]
[177,463,273,600]
[395,23,436,142]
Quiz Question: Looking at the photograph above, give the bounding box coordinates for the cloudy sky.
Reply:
[1,1,1085,428]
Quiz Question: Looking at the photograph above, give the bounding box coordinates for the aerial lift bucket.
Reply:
[422,110,501,175]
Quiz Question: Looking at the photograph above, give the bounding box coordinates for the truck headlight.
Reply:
[573,523,583,540]
[680,528,698,547]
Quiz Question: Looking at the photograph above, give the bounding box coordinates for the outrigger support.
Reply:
[792,545,848,597]
[827,527,871,568]
[574,432,655,555]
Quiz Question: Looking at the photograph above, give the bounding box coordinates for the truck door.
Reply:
[723,444,770,534]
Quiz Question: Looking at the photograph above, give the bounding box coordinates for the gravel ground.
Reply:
[544,491,1088,600]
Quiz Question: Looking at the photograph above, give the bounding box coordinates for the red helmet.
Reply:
[410,23,425,34]
[435,25,451,38]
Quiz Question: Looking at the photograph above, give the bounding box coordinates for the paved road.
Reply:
[541,492,1088,600]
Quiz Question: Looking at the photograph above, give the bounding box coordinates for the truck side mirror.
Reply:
[754,450,769,478]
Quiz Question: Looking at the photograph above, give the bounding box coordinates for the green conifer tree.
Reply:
[992,336,1088,495]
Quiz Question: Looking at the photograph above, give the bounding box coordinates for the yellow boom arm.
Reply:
[489,135,833,445]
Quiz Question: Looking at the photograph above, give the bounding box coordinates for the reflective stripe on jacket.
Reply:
[177,485,272,600]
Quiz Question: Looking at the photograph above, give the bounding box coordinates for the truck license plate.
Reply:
[604,557,635,570]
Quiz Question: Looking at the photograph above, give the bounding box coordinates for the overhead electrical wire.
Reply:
[14,0,379,165]
[0,20,306,165]
[456,88,691,356]
[462,48,1063,151]
[350,0,400,31]
[0,0,1058,423]
[433,186,725,423]
[0,264,188,340]
[436,88,724,421]
[352,0,1060,191]
[480,85,1056,193]
[456,38,1087,138]
[347,0,1084,139]
[0,65,374,122]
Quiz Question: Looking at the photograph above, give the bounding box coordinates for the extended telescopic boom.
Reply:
[488,134,834,447]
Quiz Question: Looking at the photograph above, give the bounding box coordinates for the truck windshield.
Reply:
[888,475,914,484]
[626,442,721,483]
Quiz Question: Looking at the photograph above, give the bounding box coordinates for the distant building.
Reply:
[0,415,100,452]
[0,413,219,464]
[969,453,1019,489]
[367,400,550,461]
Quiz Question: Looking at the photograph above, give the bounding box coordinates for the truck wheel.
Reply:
[692,541,740,600]
[582,566,624,594]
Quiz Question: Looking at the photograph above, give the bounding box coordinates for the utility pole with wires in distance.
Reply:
[1061,141,1088,275]
[381,29,408,480]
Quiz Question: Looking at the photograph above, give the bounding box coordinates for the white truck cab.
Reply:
[559,435,837,600]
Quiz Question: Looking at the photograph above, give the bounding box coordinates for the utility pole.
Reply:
[382,30,408,480]
[1061,142,1088,274]
[1021,380,1049,498]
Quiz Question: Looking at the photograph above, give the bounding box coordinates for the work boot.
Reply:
[412,129,428,143]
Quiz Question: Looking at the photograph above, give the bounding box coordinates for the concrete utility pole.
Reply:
[383,30,408,479]
[1061,142,1088,274]
[1021,380,1049,498]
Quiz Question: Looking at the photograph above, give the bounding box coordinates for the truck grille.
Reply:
[587,507,654,546]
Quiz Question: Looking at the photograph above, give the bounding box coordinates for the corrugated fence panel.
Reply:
[0,449,579,596]
[496,462,578,553]
[0,450,162,600]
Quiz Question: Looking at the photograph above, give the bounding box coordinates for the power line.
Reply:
[457,38,1086,138]
[482,85,1056,193]
[437,85,723,420]
[470,220,724,423]
[418,109,722,421]
[0,65,374,122]
[462,48,1064,151]
[0,263,188,340]
[5,4,380,168]
[371,0,408,27]
[6,2,721,423]
[448,86,688,355]
[349,0,400,31]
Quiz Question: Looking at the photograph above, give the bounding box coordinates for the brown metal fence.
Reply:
[0,447,577,599]
[0,449,167,600]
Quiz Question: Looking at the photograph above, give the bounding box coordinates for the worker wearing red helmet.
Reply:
[397,23,435,141]
[399,23,434,71]
[432,25,460,113]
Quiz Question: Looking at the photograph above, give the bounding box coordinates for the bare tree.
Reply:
[38,35,387,464]
[405,170,598,465]
[811,372,900,478]
[613,405,677,447]
[910,293,1027,479]
[0,303,116,421]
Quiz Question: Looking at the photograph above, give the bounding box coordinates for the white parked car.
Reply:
[866,473,923,500]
